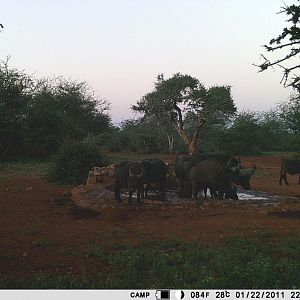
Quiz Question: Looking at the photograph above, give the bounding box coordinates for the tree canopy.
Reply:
[132,73,236,155]
[0,60,111,160]
[279,93,300,135]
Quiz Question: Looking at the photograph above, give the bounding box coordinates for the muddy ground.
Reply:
[1,154,300,280]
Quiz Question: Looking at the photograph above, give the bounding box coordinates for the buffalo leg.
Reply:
[144,184,148,198]
[140,184,146,199]
[137,189,141,205]
[218,189,225,199]
[224,186,238,200]
[192,187,199,199]
[159,183,166,201]
[113,178,123,203]
[282,173,289,185]
[279,173,289,185]
[210,188,218,199]
[203,187,208,198]
[184,178,192,197]
[177,177,185,195]
[114,187,122,203]
[128,191,133,204]
[279,174,283,185]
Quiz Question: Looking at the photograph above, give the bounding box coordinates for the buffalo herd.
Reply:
[113,155,300,204]
[113,154,257,204]
[113,154,300,204]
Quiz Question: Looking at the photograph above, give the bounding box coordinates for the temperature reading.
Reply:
[216,291,231,298]
[191,291,210,298]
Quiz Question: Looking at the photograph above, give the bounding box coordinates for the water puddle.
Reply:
[135,188,285,206]
[236,189,281,202]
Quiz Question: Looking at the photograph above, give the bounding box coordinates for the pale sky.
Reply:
[0,0,295,123]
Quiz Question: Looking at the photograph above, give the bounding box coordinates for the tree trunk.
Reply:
[188,140,198,156]
[173,120,205,156]
[167,134,174,153]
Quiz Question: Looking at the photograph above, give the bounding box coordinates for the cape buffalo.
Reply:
[190,158,255,201]
[217,165,256,199]
[113,161,144,204]
[279,158,300,185]
[140,158,167,200]
[175,154,240,196]
[230,164,256,190]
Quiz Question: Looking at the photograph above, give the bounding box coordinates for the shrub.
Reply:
[48,140,108,184]
[107,136,122,152]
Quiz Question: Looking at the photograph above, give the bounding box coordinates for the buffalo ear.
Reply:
[227,158,239,172]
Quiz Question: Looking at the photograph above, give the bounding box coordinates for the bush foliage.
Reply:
[0,60,111,161]
[48,140,108,184]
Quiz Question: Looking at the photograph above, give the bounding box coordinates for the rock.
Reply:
[71,185,115,213]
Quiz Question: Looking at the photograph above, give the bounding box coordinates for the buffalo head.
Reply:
[128,162,144,191]
[232,164,256,190]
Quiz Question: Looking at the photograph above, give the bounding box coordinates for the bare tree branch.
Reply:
[264,40,299,51]
[254,2,300,91]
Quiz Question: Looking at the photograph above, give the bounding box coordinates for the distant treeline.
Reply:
[111,106,300,155]
[1,61,299,162]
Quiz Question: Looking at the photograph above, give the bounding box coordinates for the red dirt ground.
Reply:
[1,155,300,280]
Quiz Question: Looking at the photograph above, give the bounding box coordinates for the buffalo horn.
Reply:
[129,166,134,177]
[137,167,144,178]
[129,166,144,178]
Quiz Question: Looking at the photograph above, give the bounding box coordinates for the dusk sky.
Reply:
[0,0,294,123]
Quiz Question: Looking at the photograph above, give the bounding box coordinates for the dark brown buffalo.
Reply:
[113,161,144,204]
[190,158,255,201]
[279,158,300,185]
[140,159,167,200]
[175,154,240,196]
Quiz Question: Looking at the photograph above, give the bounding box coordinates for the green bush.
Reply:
[48,140,108,184]
[107,136,123,152]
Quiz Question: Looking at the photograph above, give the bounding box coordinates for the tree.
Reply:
[0,59,34,160]
[48,140,108,184]
[258,109,287,151]
[26,77,111,157]
[255,1,300,91]
[132,73,236,155]
[140,114,176,153]
[119,118,167,153]
[0,59,112,160]
[279,93,300,135]
[222,111,264,155]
